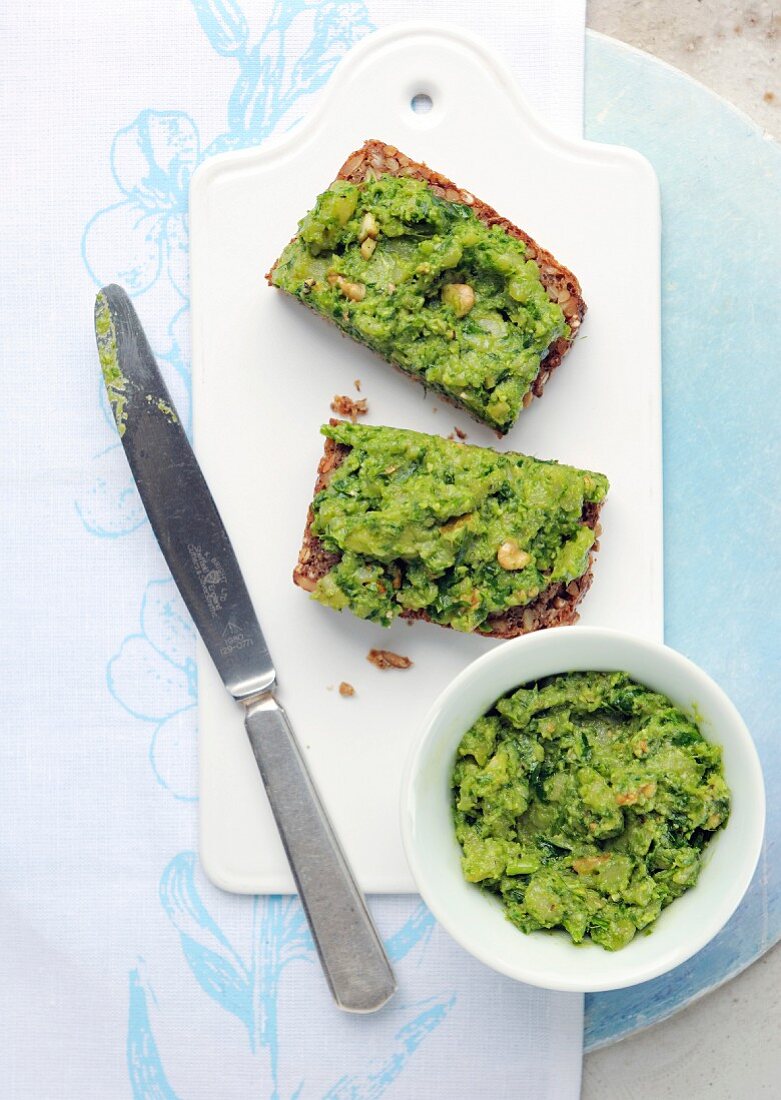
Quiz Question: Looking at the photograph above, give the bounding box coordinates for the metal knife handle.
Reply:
[244,694,396,1013]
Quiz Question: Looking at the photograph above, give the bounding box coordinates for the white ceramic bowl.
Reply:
[400,627,765,992]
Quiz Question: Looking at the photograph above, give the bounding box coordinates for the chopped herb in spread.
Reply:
[309,422,608,633]
[271,176,568,432]
[452,672,731,950]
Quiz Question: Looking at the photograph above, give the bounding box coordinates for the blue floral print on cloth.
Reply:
[108,579,198,801]
[127,853,447,1099]
[77,1,373,538]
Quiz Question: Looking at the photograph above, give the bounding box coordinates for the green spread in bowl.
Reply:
[271,175,568,432]
[452,671,731,950]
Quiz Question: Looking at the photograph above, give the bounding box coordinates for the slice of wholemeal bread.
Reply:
[268,140,586,434]
[293,422,606,640]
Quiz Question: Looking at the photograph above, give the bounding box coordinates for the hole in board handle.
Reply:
[410,92,433,114]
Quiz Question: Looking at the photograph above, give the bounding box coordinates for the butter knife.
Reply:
[94,284,396,1013]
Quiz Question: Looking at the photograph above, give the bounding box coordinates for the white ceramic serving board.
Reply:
[190,23,662,894]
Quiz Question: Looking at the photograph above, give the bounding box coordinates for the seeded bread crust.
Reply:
[293,424,603,640]
[268,139,586,432]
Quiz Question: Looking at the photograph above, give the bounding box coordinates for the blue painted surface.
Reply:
[584,33,781,1049]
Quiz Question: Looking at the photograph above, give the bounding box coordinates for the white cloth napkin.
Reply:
[0,2,586,1096]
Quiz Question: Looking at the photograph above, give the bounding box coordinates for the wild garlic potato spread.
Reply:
[452,672,730,950]
[309,423,608,634]
[271,175,568,432]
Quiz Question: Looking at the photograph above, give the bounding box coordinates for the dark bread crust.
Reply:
[293,424,603,640]
[268,140,586,431]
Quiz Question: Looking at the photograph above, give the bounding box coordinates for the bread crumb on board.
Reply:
[447,426,468,441]
[338,681,355,697]
[331,394,368,422]
[367,648,413,670]
[354,379,362,392]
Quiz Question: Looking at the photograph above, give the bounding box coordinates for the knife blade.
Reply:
[95,284,396,1013]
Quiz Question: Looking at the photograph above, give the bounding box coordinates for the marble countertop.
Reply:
[583,3,780,1096]
[589,0,778,139]
[584,945,781,1097]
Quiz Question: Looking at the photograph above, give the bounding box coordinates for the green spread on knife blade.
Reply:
[145,393,179,425]
[95,292,129,437]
